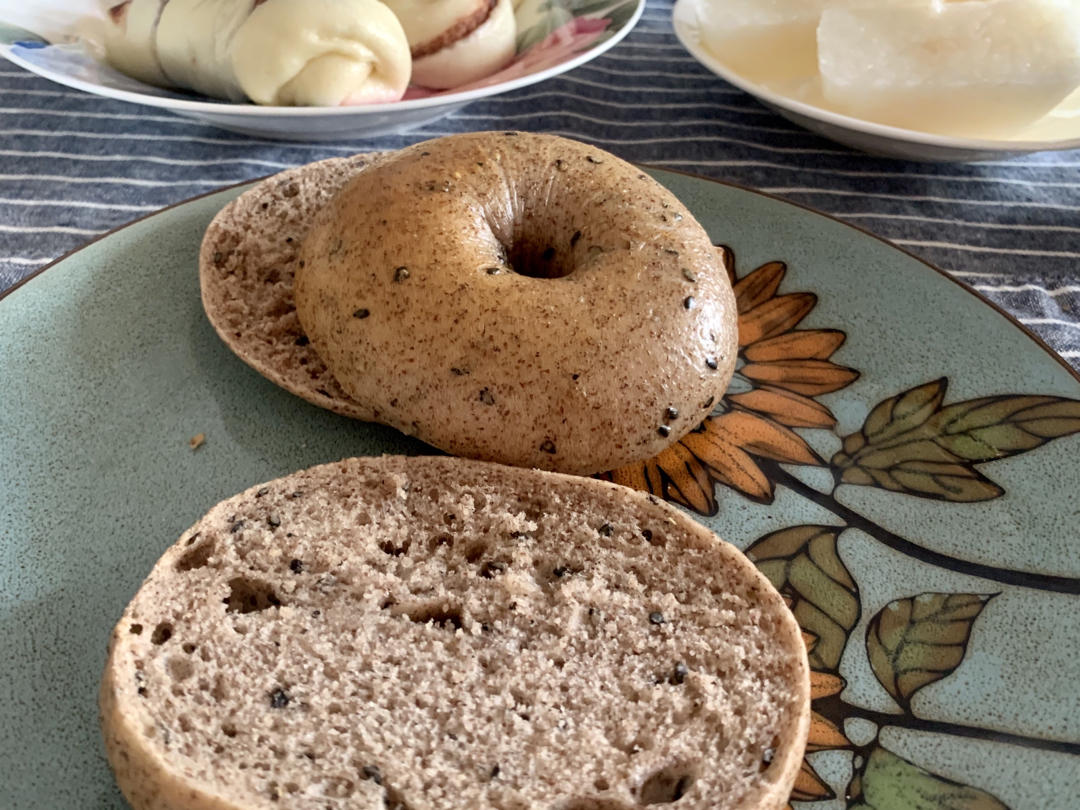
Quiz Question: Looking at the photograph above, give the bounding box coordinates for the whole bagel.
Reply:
[296,132,738,475]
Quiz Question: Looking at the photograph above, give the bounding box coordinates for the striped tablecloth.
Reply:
[1,0,1078,369]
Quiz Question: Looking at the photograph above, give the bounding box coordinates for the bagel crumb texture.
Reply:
[100,456,809,810]
[294,132,738,475]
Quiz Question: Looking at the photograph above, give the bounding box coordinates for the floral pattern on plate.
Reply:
[606,248,1080,810]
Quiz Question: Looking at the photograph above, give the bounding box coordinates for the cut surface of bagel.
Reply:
[199,153,381,421]
[100,455,810,810]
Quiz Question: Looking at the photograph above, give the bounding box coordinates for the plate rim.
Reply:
[3,163,1077,387]
[0,0,645,119]
[670,0,1080,155]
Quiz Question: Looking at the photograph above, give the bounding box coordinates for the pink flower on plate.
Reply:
[403,17,612,99]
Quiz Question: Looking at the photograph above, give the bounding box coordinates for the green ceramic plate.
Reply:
[2,171,1077,810]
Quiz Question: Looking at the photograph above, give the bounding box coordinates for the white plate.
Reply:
[0,0,643,141]
[671,0,1080,162]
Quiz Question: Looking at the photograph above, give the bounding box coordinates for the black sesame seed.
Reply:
[571,373,580,381]
[664,248,680,256]
[294,335,309,346]
[570,230,582,247]
[540,439,556,454]
[256,487,270,497]
[269,688,291,709]
[267,514,281,528]
[541,247,556,261]
[480,561,507,578]
[291,491,303,499]
[666,406,679,420]
[478,388,495,405]
[289,558,303,574]
[702,396,715,410]
[137,687,148,696]
[481,623,492,632]
[311,610,321,617]
[316,388,330,397]
[420,151,430,156]
[393,266,410,282]
[598,523,614,537]
[649,611,665,625]
[683,296,696,310]
[657,425,671,438]
[353,308,370,319]
[671,662,688,685]
[362,765,383,785]
[450,367,467,376]
[705,356,719,370]
[586,155,603,164]
[552,566,568,578]
[230,520,244,534]
[642,529,653,542]
[491,765,501,779]
[554,159,566,171]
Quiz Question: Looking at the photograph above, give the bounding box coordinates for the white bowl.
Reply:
[671,0,1080,162]
[0,0,643,142]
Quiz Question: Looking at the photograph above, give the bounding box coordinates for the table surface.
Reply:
[1,0,1078,370]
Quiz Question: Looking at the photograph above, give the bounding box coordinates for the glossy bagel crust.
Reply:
[295,132,738,475]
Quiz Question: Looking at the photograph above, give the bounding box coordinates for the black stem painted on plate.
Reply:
[761,463,1080,596]
[814,693,1080,756]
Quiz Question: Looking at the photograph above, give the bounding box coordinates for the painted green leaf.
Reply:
[847,746,1008,810]
[745,525,858,671]
[865,593,995,711]
[832,378,1080,502]
[930,397,1080,461]
[853,460,1004,503]
[863,378,947,446]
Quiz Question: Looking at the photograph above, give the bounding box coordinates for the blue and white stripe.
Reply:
[1,0,1078,367]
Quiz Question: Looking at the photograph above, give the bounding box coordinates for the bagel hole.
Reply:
[504,238,574,280]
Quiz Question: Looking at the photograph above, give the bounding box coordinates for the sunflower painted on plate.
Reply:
[606,247,859,512]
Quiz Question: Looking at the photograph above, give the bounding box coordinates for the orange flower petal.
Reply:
[790,758,835,802]
[679,429,773,503]
[741,359,860,396]
[711,411,822,465]
[655,442,717,515]
[609,463,649,493]
[607,458,665,500]
[744,329,847,362]
[806,710,852,752]
[810,670,845,700]
[738,293,817,346]
[733,260,786,313]
[727,386,837,429]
